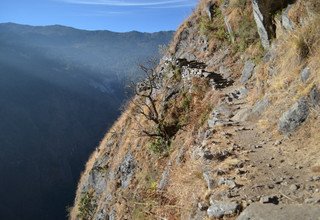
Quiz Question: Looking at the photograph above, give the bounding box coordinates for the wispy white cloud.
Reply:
[57,0,195,7]
[146,3,195,9]
[72,11,129,16]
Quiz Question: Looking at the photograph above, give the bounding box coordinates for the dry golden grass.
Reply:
[250,2,320,133]
[72,1,320,219]
[311,166,320,173]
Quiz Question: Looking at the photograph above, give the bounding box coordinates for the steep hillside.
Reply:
[72,0,320,219]
[0,23,173,220]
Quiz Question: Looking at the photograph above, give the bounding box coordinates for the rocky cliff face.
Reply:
[71,0,320,219]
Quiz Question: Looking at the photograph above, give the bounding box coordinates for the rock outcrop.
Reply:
[71,0,320,219]
[278,98,309,134]
[252,0,296,48]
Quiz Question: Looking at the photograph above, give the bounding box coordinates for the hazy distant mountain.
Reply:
[0,23,173,220]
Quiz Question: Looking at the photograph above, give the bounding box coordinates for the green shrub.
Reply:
[233,13,259,52]
[78,190,97,219]
[199,8,228,41]
[199,104,212,126]
[173,66,182,82]
[181,94,192,111]
[149,137,168,155]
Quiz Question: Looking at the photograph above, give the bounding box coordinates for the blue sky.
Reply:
[0,0,198,32]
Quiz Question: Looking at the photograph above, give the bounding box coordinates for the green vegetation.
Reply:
[78,190,97,220]
[149,137,169,155]
[199,7,228,41]
[181,93,192,112]
[173,66,182,82]
[165,62,182,82]
[199,104,213,126]
[230,0,247,9]
[233,13,259,52]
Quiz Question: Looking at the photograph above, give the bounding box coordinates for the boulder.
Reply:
[282,4,294,30]
[259,195,279,204]
[252,0,294,49]
[118,153,135,188]
[252,0,271,49]
[157,161,172,190]
[203,171,214,190]
[240,60,255,84]
[237,203,320,220]
[207,200,240,218]
[251,96,269,115]
[218,177,238,189]
[163,86,180,102]
[205,1,217,20]
[232,108,251,122]
[84,154,109,194]
[309,86,320,107]
[300,66,311,83]
[221,0,235,43]
[278,98,309,134]
[304,195,320,204]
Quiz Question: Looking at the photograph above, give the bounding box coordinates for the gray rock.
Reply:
[219,65,231,78]
[278,98,309,134]
[237,87,249,99]
[229,87,249,100]
[203,171,214,190]
[176,147,186,164]
[240,60,256,84]
[158,161,172,190]
[282,5,294,31]
[203,71,211,78]
[85,171,107,195]
[309,86,320,107]
[108,209,116,220]
[208,103,235,127]
[223,10,235,43]
[180,52,197,62]
[191,146,205,160]
[237,203,320,220]
[252,0,271,49]
[232,108,251,122]
[263,46,276,62]
[118,153,135,188]
[207,117,223,128]
[163,86,180,102]
[259,195,279,204]
[204,129,213,139]
[216,104,233,118]
[95,209,108,220]
[207,201,239,218]
[274,140,282,146]
[301,67,311,83]
[304,195,320,204]
[252,96,269,115]
[218,177,238,189]
[289,184,299,191]
[205,2,216,20]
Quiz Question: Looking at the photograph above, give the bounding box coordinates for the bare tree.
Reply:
[130,60,175,143]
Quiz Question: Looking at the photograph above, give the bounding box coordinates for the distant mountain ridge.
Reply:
[0,22,173,220]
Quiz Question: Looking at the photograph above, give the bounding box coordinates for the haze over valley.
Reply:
[0,22,173,220]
